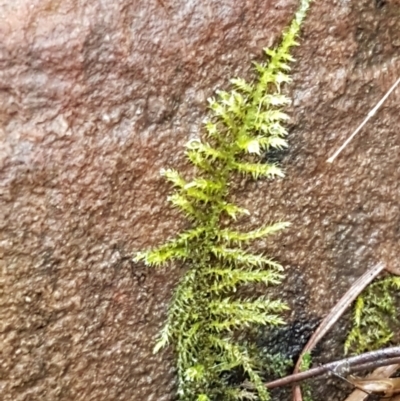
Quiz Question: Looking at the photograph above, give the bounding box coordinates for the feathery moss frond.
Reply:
[206,268,284,294]
[216,222,290,244]
[232,161,284,179]
[236,135,288,154]
[219,202,250,220]
[135,244,188,265]
[210,246,283,270]
[134,1,312,399]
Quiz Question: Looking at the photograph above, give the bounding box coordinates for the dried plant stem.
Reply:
[292,262,386,401]
[350,360,400,375]
[264,348,400,389]
[343,363,400,401]
[327,77,400,163]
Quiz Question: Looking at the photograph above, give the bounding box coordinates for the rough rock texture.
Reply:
[0,0,400,400]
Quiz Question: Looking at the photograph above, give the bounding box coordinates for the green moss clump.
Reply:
[299,353,314,401]
[135,1,311,400]
[345,276,400,355]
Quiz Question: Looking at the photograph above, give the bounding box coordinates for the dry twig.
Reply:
[264,348,400,390]
[292,263,386,401]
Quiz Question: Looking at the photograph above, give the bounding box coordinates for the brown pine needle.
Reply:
[327,77,400,163]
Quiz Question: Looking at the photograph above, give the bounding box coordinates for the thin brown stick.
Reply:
[349,360,400,375]
[264,348,400,389]
[292,263,386,401]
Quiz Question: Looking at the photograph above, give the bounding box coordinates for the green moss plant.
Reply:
[299,352,314,401]
[345,276,400,355]
[135,1,311,400]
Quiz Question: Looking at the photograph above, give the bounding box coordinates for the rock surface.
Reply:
[0,0,400,400]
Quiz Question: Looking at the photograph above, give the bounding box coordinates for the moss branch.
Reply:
[134,1,312,400]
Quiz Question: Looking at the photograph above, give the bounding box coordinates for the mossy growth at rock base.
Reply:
[345,275,400,355]
[135,1,312,400]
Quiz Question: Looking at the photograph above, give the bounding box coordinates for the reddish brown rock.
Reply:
[0,0,400,400]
